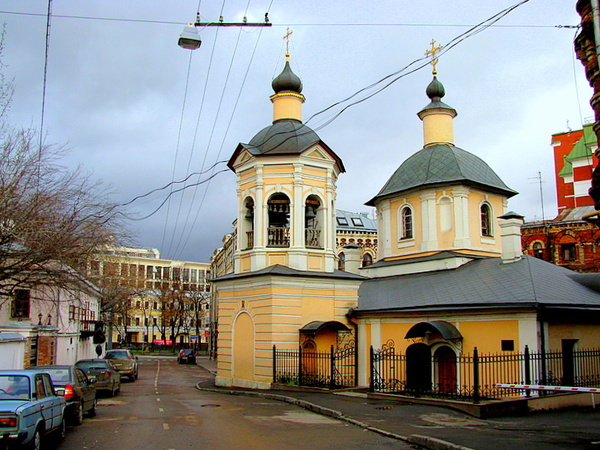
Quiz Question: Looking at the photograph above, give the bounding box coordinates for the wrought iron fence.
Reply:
[371,341,600,402]
[273,343,356,389]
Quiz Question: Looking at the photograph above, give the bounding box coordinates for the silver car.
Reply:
[105,350,139,382]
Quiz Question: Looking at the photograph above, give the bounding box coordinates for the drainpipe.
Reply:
[592,0,600,57]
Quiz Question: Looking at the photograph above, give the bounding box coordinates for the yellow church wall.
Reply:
[263,167,295,174]
[303,167,327,177]
[271,94,303,122]
[458,320,520,353]
[467,191,504,252]
[267,252,289,266]
[239,169,256,180]
[307,255,324,271]
[240,254,251,272]
[547,323,600,349]
[215,274,360,388]
[422,112,454,146]
[388,194,423,255]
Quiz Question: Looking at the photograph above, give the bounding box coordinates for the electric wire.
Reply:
[116,0,533,226]
[160,49,195,252]
[38,0,52,156]
[170,0,257,259]
[0,10,574,29]
[163,0,228,258]
[174,0,275,259]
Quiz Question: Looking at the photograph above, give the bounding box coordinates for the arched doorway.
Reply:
[434,346,457,393]
[406,343,431,393]
[233,313,254,381]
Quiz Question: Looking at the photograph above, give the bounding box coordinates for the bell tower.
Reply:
[227,50,345,273]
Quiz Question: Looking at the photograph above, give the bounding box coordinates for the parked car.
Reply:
[75,359,121,397]
[177,349,196,364]
[105,349,139,381]
[0,370,67,449]
[27,365,97,426]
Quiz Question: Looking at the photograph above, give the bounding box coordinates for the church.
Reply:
[212,43,600,390]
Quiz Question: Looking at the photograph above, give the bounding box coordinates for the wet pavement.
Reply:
[195,357,600,450]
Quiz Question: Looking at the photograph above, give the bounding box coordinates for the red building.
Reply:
[522,124,600,271]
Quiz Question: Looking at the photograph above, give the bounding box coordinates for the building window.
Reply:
[401,206,413,239]
[480,203,492,237]
[362,253,373,267]
[533,242,544,259]
[501,340,514,351]
[351,217,364,227]
[12,289,30,319]
[338,252,345,270]
[562,243,576,261]
[336,217,348,226]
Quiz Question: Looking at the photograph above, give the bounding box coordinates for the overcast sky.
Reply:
[0,1,591,263]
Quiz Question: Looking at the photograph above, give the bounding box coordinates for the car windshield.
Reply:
[181,350,193,355]
[76,361,108,370]
[106,351,129,360]
[0,375,30,400]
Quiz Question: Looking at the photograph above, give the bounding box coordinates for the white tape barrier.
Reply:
[496,383,600,393]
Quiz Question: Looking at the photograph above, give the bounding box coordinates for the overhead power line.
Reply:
[0,9,574,29]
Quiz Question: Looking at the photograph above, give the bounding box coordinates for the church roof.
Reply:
[228,120,345,171]
[356,255,600,313]
[366,143,517,206]
[211,264,366,282]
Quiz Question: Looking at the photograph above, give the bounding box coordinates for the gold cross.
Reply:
[283,27,293,58]
[425,39,443,75]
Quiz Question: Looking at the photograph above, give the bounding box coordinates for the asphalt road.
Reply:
[57,357,414,449]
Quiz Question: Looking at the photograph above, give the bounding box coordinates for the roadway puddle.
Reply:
[246,410,341,425]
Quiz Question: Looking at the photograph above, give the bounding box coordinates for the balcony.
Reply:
[268,227,290,247]
[245,230,254,250]
[305,228,321,248]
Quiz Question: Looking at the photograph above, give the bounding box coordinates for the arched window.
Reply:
[242,197,254,250]
[362,253,373,267]
[338,252,345,270]
[533,242,544,259]
[267,193,290,247]
[305,196,322,248]
[401,206,413,240]
[480,203,492,237]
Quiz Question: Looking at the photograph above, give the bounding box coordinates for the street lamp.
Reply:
[178,25,201,50]
[177,13,271,50]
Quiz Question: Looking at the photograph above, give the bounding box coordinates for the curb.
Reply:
[195,384,473,450]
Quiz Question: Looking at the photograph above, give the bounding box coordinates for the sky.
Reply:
[0,0,592,263]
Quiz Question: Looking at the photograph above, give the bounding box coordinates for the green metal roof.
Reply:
[366,143,517,206]
[558,159,573,177]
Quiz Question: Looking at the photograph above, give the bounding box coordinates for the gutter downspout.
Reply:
[592,0,600,58]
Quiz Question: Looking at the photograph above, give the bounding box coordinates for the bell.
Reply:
[305,206,316,219]
[245,208,254,220]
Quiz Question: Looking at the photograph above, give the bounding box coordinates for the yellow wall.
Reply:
[547,323,600,349]
[215,275,361,387]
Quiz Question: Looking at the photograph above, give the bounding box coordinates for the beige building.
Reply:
[86,247,210,348]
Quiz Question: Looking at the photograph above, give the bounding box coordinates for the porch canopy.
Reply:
[300,320,351,337]
[404,320,462,340]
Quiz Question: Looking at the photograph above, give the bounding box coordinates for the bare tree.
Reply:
[0,127,127,305]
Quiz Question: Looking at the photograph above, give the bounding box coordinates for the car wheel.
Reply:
[88,398,97,417]
[72,401,84,426]
[27,427,42,450]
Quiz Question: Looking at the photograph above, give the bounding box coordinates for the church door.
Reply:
[434,346,457,393]
[406,343,431,393]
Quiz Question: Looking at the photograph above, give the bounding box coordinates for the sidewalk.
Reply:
[195,357,600,450]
